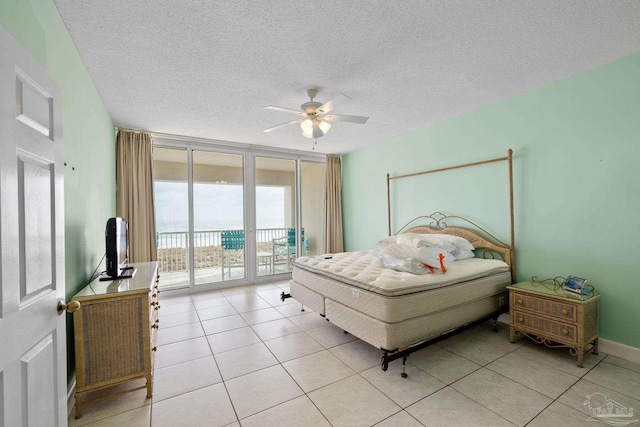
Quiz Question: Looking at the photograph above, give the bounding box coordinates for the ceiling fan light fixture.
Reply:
[301,127,314,138]
[312,123,325,138]
[300,118,313,132]
[318,120,331,135]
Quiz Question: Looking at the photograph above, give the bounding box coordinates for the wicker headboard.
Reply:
[396,212,514,283]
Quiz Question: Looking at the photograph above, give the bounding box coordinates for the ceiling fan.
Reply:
[263,88,369,139]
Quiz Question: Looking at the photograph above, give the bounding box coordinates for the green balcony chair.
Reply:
[272,228,308,270]
[221,230,244,278]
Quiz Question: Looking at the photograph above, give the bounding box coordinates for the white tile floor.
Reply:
[69,280,640,427]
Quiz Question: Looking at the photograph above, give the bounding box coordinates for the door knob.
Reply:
[57,299,81,315]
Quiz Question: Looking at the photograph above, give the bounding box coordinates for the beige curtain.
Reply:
[116,130,158,263]
[324,155,344,253]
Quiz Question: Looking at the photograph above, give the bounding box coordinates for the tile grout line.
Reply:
[208,284,379,425]
[455,348,608,426]
[201,291,242,425]
[431,324,609,425]
[239,294,343,425]
[515,346,611,426]
[356,363,438,427]
[413,340,545,425]
[203,284,334,425]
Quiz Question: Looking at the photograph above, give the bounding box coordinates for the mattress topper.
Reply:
[294,250,510,297]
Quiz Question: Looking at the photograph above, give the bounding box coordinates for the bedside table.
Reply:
[507,281,600,367]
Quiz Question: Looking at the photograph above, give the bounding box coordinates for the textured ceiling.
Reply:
[53,0,640,154]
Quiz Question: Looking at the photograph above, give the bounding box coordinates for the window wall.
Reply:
[153,147,189,289]
[152,135,325,290]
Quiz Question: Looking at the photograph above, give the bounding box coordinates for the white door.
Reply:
[0,25,67,426]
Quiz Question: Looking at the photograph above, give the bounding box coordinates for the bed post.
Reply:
[387,172,391,236]
[508,149,515,283]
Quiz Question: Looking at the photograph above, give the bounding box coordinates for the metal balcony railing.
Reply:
[156,228,290,273]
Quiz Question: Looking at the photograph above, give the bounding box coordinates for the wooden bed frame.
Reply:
[283,150,516,377]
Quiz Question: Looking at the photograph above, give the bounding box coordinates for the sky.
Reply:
[155,182,285,233]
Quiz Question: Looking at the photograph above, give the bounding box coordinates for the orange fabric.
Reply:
[422,264,435,274]
[439,253,447,273]
[420,252,448,274]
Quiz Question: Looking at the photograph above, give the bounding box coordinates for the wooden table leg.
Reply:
[146,373,153,398]
[576,348,584,368]
[74,392,83,419]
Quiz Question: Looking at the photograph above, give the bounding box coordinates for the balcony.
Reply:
[156,228,297,289]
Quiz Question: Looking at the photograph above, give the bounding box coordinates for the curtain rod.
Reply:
[115,127,327,160]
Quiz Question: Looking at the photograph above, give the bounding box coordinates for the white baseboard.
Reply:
[599,338,640,364]
[67,379,76,417]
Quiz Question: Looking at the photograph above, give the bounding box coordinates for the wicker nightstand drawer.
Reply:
[512,291,577,321]
[513,310,577,344]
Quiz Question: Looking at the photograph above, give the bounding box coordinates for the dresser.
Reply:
[508,281,600,367]
[71,262,159,418]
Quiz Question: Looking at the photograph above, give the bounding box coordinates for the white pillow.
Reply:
[417,233,475,251]
[396,233,456,251]
[396,233,461,259]
[451,248,475,260]
[396,233,424,247]
[376,236,397,250]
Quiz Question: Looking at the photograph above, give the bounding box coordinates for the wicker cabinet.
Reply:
[507,281,600,367]
[71,262,159,418]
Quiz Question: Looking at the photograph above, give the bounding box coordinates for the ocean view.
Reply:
[155,182,287,248]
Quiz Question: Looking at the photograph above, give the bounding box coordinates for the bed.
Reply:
[284,150,516,376]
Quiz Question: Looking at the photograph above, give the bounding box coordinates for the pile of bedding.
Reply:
[376,233,475,275]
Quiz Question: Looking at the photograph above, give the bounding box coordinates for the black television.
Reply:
[105,217,130,278]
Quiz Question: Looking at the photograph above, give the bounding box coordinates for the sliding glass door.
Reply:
[255,157,297,277]
[255,157,326,276]
[153,139,325,290]
[153,147,190,290]
[192,150,245,284]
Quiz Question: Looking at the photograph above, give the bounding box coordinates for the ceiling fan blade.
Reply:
[264,105,305,115]
[321,114,369,124]
[263,118,304,133]
[317,94,352,114]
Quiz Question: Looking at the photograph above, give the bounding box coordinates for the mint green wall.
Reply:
[1,1,116,383]
[342,53,640,349]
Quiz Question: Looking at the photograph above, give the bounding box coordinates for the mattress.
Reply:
[292,250,510,323]
[294,250,510,296]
